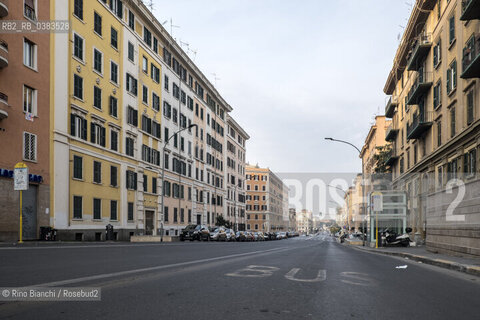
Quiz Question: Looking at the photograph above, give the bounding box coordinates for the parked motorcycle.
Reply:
[381,227,412,247]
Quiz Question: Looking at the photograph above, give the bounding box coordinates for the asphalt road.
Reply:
[0,234,479,320]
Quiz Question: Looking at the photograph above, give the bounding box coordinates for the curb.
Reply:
[348,245,480,277]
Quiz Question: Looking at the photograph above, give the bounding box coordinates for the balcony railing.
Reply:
[407,33,432,71]
[407,71,433,105]
[385,123,398,142]
[0,0,8,18]
[385,149,398,167]
[0,39,8,68]
[0,91,8,120]
[407,111,433,140]
[385,96,398,118]
[460,0,480,21]
[461,33,480,79]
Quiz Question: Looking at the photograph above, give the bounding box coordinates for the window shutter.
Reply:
[464,153,468,174]
[70,114,76,136]
[91,123,96,143]
[100,127,106,147]
[117,0,123,19]
[446,68,451,93]
[133,109,138,126]
[452,60,457,88]
[133,172,137,190]
[82,118,87,140]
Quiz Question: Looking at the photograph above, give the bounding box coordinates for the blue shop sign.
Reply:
[0,168,43,183]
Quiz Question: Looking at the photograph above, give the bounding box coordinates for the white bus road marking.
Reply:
[284,268,327,283]
[225,265,280,278]
[31,246,290,287]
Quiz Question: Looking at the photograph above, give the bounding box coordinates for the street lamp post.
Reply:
[160,124,197,241]
[325,137,367,246]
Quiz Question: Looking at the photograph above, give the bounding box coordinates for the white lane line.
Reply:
[284,268,327,282]
[32,246,291,287]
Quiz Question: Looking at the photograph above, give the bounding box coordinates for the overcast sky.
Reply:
[153,0,411,174]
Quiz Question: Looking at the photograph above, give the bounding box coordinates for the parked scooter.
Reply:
[381,227,412,247]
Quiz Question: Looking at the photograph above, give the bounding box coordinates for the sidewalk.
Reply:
[349,244,480,277]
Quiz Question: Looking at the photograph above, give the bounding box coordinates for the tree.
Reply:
[215,216,232,228]
[373,145,392,173]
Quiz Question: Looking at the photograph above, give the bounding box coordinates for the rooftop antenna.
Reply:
[146,0,155,12]
[179,40,190,50]
[211,73,220,87]
[189,48,198,61]
[169,18,180,40]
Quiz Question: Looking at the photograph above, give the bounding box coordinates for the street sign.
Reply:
[372,192,383,212]
[14,163,28,191]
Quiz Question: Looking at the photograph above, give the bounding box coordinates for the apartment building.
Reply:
[245,165,289,232]
[383,0,480,256]
[50,0,248,240]
[296,209,312,235]
[0,0,51,241]
[225,116,249,231]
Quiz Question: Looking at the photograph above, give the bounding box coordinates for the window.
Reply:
[448,15,455,45]
[93,49,103,74]
[73,196,82,219]
[24,0,36,20]
[151,64,160,83]
[143,174,148,192]
[152,93,160,111]
[152,177,157,194]
[110,200,117,220]
[437,120,442,147]
[93,198,101,220]
[128,42,134,61]
[109,61,118,84]
[142,85,148,104]
[125,137,135,157]
[164,75,169,91]
[163,180,171,196]
[144,27,152,46]
[93,86,102,109]
[433,81,441,109]
[173,208,178,222]
[450,107,456,138]
[94,12,102,36]
[74,0,83,20]
[142,56,148,73]
[109,0,123,19]
[90,122,106,147]
[164,206,169,222]
[110,165,117,187]
[163,101,171,118]
[128,202,134,221]
[23,132,36,161]
[126,170,137,190]
[153,37,158,54]
[128,10,135,30]
[464,149,476,178]
[446,60,456,95]
[73,34,84,61]
[23,85,37,115]
[70,114,87,140]
[23,38,36,69]
[433,40,441,68]
[127,106,138,126]
[93,161,102,183]
[142,115,152,134]
[73,155,83,179]
[109,96,117,117]
[152,121,161,139]
[110,130,118,151]
[126,74,138,95]
[111,27,118,49]
[467,90,474,125]
[74,74,83,100]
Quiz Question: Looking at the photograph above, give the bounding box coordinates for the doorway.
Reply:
[145,210,154,235]
[22,185,37,240]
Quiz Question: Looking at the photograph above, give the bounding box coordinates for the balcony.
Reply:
[407,33,432,71]
[0,0,8,18]
[406,71,433,105]
[0,40,8,68]
[461,33,480,79]
[460,0,480,21]
[385,123,398,142]
[385,96,398,118]
[0,92,8,120]
[385,149,398,167]
[407,111,433,140]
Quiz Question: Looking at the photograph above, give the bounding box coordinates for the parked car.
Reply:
[210,227,227,241]
[235,231,247,242]
[245,231,255,241]
[180,225,210,241]
[226,229,236,241]
[276,232,287,240]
